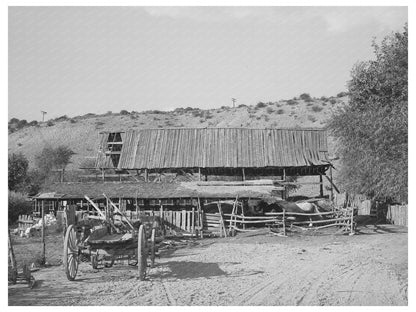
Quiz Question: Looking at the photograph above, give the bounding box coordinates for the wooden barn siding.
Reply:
[386,205,407,226]
[109,128,328,170]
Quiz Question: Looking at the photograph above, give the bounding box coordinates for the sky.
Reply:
[8,6,408,121]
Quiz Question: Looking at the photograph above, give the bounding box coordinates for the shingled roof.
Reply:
[96,127,328,170]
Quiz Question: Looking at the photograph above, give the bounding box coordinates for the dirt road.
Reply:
[9,224,407,306]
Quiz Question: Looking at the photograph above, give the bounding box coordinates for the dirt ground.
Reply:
[9,224,408,306]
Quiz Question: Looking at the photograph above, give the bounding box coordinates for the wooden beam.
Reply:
[41,201,45,264]
[319,174,324,197]
[324,175,340,194]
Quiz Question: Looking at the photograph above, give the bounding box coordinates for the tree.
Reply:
[329,24,407,201]
[9,191,32,224]
[35,145,75,178]
[8,153,29,191]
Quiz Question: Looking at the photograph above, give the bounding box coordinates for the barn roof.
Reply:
[96,127,328,170]
[34,181,282,200]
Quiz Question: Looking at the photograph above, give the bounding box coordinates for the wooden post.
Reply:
[145,169,148,182]
[319,174,324,197]
[192,207,195,236]
[242,168,245,181]
[198,168,201,181]
[329,166,334,202]
[41,201,46,265]
[283,209,286,236]
[350,206,354,235]
[102,169,105,181]
[8,229,17,282]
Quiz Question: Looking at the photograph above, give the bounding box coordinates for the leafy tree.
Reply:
[8,153,29,191]
[9,191,32,224]
[329,25,407,201]
[35,145,75,177]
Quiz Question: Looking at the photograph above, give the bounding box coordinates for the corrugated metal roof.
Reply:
[96,128,328,170]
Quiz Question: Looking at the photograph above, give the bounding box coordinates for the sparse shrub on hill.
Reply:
[256,102,267,109]
[81,113,97,118]
[120,110,129,115]
[46,120,54,127]
[336,91,349,98]
[299,93,312,101]
[192,110,204,118]
[54,115,69,122]
[308,115,317,122]
[17,119,28,128]
[311,105,323,112]
[266,107,274,114]
[9,117,19,124]
[147,110,165,114]
[287,99,298,106]
[28,120,38,127]
[276,109,285,115]
[238,104,247,108]
[69,118,77,124]
[329,98,337,105]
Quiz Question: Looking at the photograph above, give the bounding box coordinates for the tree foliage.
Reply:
[35,145,75,177]
[329,25,407,201]
[9,191,33,224]
[8,153,29,191]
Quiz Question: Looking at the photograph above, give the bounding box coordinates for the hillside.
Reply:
[8,96,347,171]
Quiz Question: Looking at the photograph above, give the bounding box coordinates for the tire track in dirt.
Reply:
[234,277,278,305]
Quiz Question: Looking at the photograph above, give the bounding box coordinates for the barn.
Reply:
[33,127,336,236]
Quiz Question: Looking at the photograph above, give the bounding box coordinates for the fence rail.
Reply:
[386,205,407,226]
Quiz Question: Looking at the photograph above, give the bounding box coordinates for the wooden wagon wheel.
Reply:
[63,224,79,281]
[137,225,147,280]
[150,228,156,268]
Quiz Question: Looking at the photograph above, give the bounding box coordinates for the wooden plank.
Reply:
[187,211,191,232]
[192,208,195,235]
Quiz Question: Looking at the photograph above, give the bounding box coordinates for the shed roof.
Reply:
[35,181,281,200]
[96,127,328,170]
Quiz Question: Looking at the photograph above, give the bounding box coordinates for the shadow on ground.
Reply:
[151,261,228,280]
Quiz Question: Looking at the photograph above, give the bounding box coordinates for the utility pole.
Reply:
[41,111,47,122]
[231,98,236,108]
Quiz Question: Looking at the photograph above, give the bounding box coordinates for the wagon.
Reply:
[63,195,162,281]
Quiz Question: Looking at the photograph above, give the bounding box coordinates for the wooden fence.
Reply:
[386,205,407,226]
[124,209,200,236]
[17,215,34,235]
